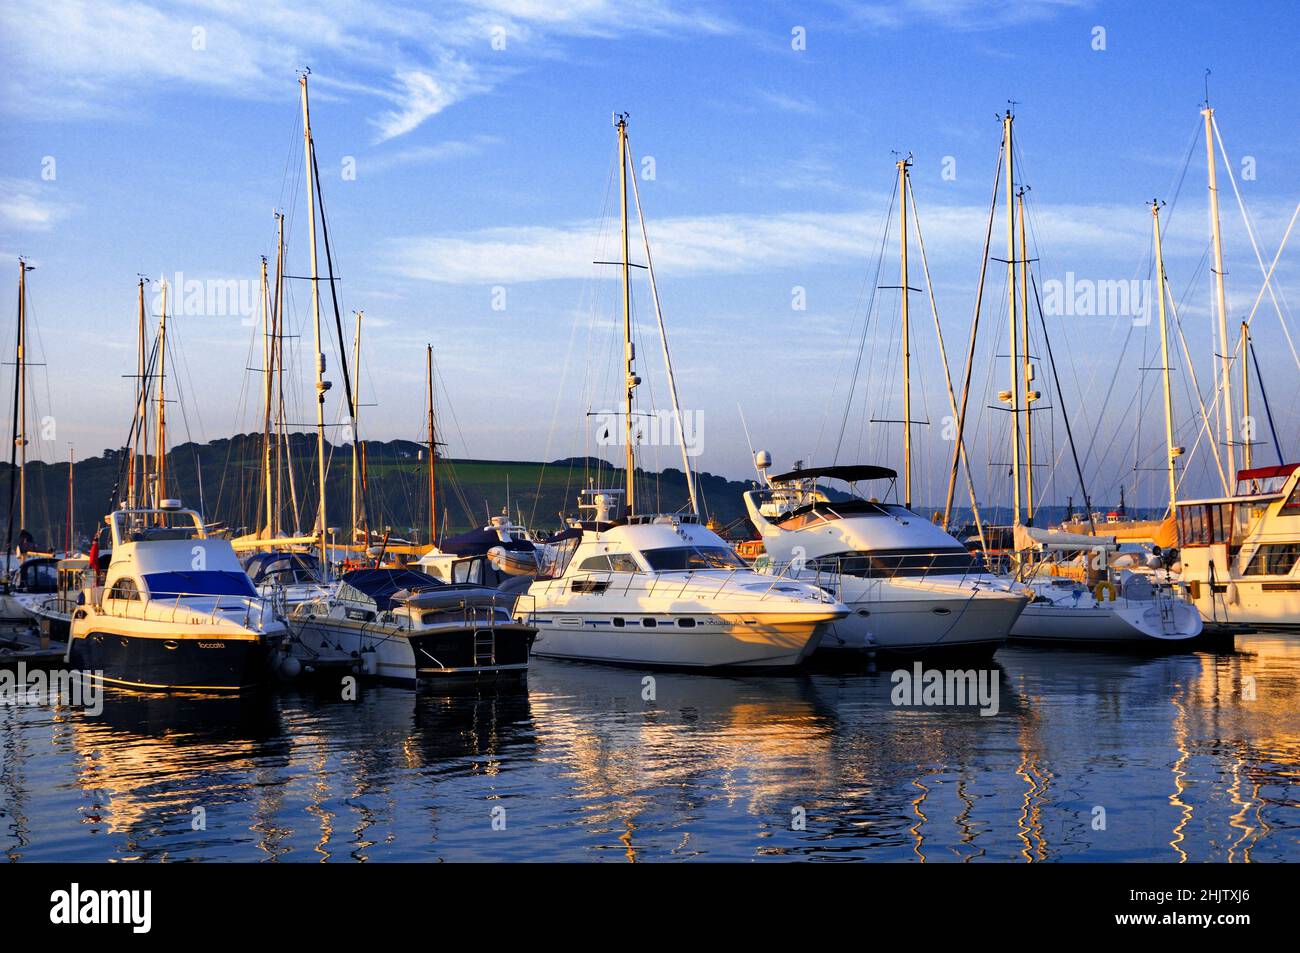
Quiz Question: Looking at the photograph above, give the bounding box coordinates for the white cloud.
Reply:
[0,0,738,138]
[382,199,1170,285]
[0,179,73,231]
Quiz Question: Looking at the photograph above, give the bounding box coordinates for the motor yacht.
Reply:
[1172,463,1300,630]
[743,460,1028,660]
[523,490,847,669]
[68,502,286,691]
[287,568,536,684]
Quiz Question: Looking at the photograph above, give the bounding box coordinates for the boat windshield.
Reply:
[812,547,983,579]
[143,571,258,599]
[641,546,748,571]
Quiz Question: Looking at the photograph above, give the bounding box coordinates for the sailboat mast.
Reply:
[300,73,330,573]
[15,260,27,534]
[66,445,74,553]
[1017,186,1035,524]
[351,310,362,546]
[616,112,636,517]
[897,157,913,509]
[131,278,147,509]
[1003,111,1022,525]
[155,280,168,510]
[426,344,436,546]
[1240,321,1252,471]
[260,255,274,536]
[1152,201,1179,516]
[1202,105,1236,481]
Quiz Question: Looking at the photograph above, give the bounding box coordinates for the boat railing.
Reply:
[551,564,837,604]
[94,590,265,629]
[762,550,997,593]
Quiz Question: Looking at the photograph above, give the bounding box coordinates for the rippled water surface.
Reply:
[2,634,1298,862]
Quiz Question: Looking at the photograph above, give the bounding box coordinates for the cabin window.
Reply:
[606,553,641,573]
[1284,484,1300,514]
[677,617,697,628]
[642,618,658,628]
[143,571,257,599]
[641,546,747,571]
[612,617,625,627]
[577,555,612,572]
[812,548,979,579]
[1244,544,1300,576]
[107,578,141,601]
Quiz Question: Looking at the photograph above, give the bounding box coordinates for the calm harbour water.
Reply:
[2,635,1297,862]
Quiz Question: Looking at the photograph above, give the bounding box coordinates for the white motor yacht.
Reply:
[743,459,1027,660]
[523,491,847,670]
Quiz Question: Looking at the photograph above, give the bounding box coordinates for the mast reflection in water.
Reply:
[1,634,1297,861]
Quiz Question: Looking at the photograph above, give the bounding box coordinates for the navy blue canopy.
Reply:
[341,568,444,611]
[436,527,535,557]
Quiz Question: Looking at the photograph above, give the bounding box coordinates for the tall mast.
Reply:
[626,134,698,516]
[1240,320,1252,471]
[15,260,27,533]
[131,277,147,509]
[66,445,74,553]
[350,310,362,545]
[616,112,637,517]
[897,157,913,509]
[1152,201,1179,516]
[1202,105,1236,481]
[426,344,436,546]
[155,279,168,510]
[260,255,274,536]
[1017,186,1035,524]
[301,72,330,573]
[273,211,295,535]
[1003,111,1022,526]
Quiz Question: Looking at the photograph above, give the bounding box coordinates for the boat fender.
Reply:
[278,654,302,680]
[1188,579,1200,600]
[361,647,379,676]
[1225,582,1239,605]
[1094,580,1117,602]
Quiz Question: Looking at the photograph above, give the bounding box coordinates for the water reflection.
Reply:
[0,634,1296,861]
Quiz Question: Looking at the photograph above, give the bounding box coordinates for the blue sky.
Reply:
[1,0,1297,513]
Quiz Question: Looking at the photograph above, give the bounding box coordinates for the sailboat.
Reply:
[520,114,847,669]
[960,111,1200,645]
[1167,102,1300,630]
[1,259,57,623]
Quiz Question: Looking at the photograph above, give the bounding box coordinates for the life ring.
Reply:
[1094,580,1117,602]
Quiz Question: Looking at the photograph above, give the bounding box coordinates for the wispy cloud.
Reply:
[0,179,73,231]
[364,135,502,174]
[0,0,739,139]
[382,198,1169,285]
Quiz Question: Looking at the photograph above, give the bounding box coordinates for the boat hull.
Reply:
[529,609,834,669]
[1010,600,1202,643]
[67,627,281,692]
[813,578,1026,658]
[289,615,535,685]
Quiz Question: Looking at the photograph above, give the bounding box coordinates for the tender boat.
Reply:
[523,490,848,670]
[68,502,286,691]
[30,553,107,641]
[287,568,536,684]
[743,460,1028,660]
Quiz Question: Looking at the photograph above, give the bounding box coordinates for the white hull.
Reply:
[530,609,827,668]
[787,573,1026,654]
[1011,586,1202,644]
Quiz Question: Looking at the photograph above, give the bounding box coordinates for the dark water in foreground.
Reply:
[2,635,1297,862]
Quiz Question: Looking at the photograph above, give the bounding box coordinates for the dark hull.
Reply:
[69,630,281,692]
[408,625,535,677]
